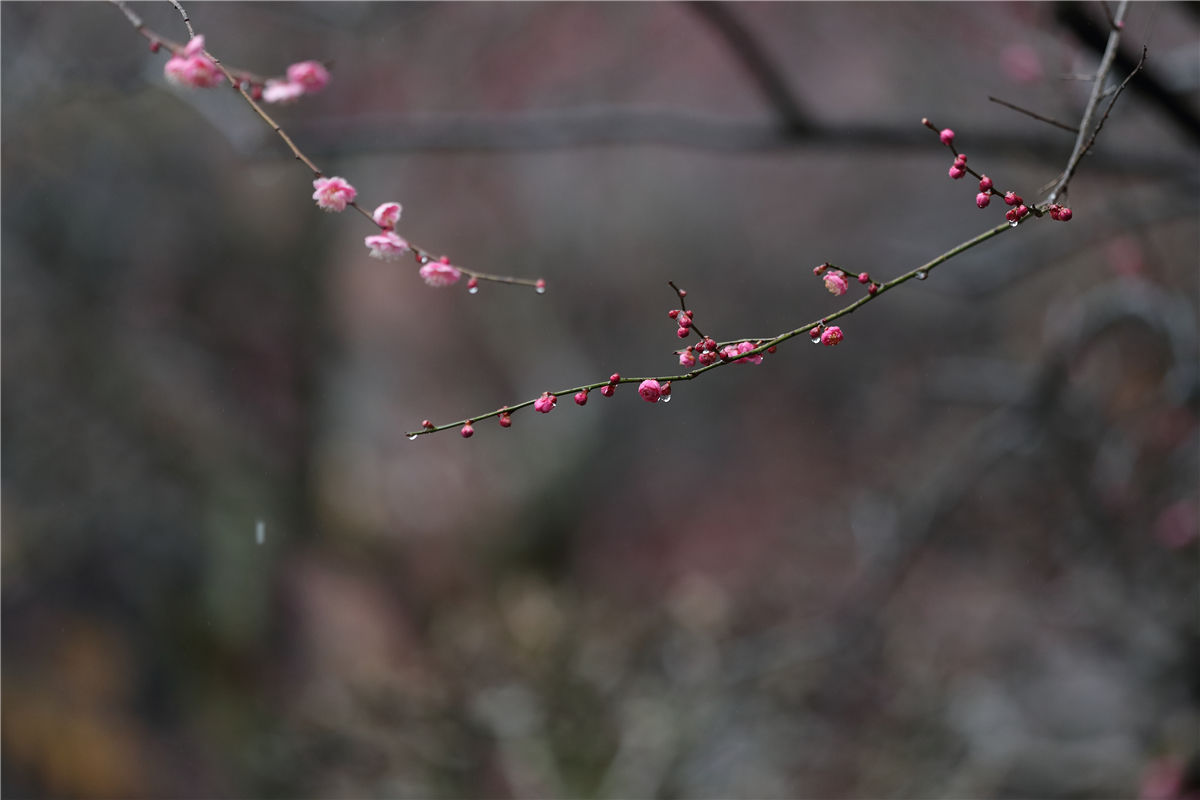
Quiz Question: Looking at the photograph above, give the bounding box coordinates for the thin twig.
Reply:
[1047,0,1130,203]
[987,96,1079,134]
[1076,46,1148,168]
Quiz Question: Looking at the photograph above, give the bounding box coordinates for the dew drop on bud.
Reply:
[407,434,418,441]
[419,255,430,264]
[534,279,547,295]
[468,285,479,295]
[660,394,672,404]
[915,270,928,280]
[1008,219,1020,228]
[810,333,822,344]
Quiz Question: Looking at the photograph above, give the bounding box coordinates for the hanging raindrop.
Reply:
[468,285,479,295]
[407,434,418,441]
[660,394,672,404]
[1008,219,1020,228]
[915,270,928,280]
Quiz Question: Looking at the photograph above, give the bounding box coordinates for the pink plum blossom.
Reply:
[312,176,356,212]
[364,231,409,261]
[373,202,402,229]
[286,60,331,93]
[164,53,221,89]
[679,349,697,367]
[638,379,662,403]
[419,259,463,287]
[720,342,763,364]
[534,392,557,413]
[823,270,849,296]
[820,326,844,346]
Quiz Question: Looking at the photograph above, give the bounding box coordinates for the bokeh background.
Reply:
[3,2,1199,798]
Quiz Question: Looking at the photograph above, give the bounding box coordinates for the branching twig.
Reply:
[109,0,543,290]
[1047,0,1131,203]
[405,221,1013,437]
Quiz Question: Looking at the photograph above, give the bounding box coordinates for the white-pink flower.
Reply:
[312,176,356,212]
[262,79,305,104]
[364,231,409,261]
[419,259,462,287]
[286,60,331,93]
[372,202,402,230]
[823,270,849,296]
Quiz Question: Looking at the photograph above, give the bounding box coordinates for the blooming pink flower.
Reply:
[534,392,557,413]
[286,60,330,93]
[735,341,763,364]
[638,379,662,403]
[364,231,409,261]
[262,80,305,104]
[820,326,844,346]
[419,259,462,287]
[823,270,849,296]
[720,342,763,364]
[164,54,221,89]
[161,36,223,89]
[679,349,697,367]
[372,202,402,229]
[312,176,356,212]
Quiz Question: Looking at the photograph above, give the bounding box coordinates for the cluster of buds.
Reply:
[814,263,880,297]
[927,119,1074,226]
[677,336,722,367]
[1046,203,1073,221]
[668,307,695,339]
[1002,191,1031,225]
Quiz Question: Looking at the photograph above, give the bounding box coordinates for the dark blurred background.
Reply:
[3,2,1198,798]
